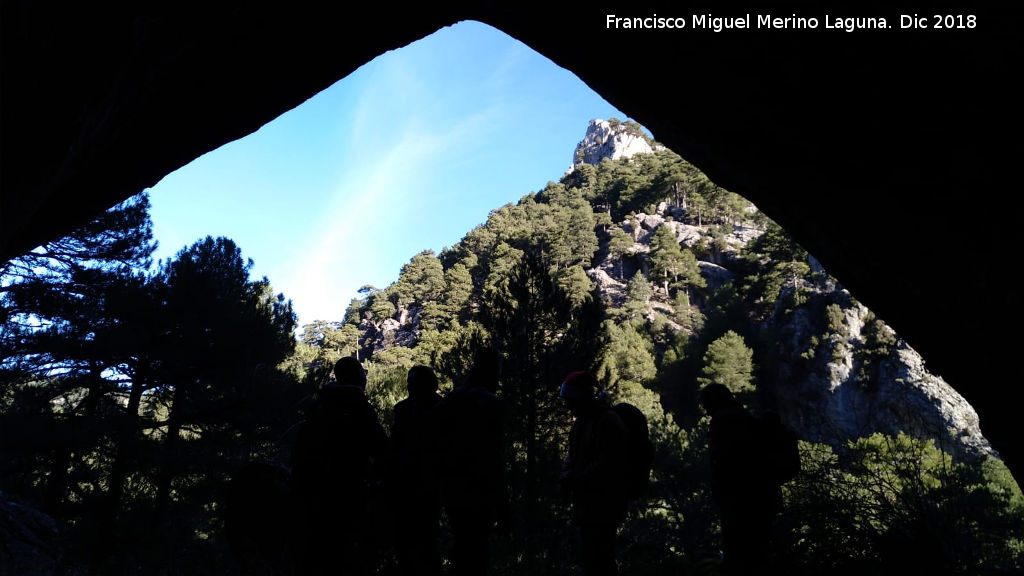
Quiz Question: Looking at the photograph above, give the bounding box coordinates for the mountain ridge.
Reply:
[321,118,994,463]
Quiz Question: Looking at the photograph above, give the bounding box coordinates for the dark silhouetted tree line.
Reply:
[1,194,298,574]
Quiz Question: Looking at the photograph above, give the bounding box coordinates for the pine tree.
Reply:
[0,194,157,516]
[608,226,634,281]
[596,320,657,387]
[151,236,296,526]
[698,330,755,393]
[394,249,445,309]
[651,223,684,293]
[622,270,652,322]
[554,265,594,313]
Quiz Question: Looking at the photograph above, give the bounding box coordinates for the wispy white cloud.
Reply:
[283,100,500,326]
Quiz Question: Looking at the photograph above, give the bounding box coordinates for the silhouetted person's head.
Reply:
[559,371,598,414]
[470,347,501,392]
[334,356,366,390]
[407,365,439,398]
[699,383,738,416]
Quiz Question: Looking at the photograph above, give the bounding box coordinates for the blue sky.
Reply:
[147,21,633,327]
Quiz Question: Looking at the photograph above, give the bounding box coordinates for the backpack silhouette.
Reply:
[754,411,800,485]
[611,402,655,499]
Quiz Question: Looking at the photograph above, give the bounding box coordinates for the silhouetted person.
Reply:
[392,365,443,576]
[558,371,629,576]
[434,347,510,576]
[699,383,781,575]
[289,356,389,576]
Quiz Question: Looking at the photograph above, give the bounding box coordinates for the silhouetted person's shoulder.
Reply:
[319,381,372,410]
[436,384,506,435]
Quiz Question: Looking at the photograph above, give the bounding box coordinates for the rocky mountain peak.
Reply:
[570,118,661,170]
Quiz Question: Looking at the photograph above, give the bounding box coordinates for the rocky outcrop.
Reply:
[623,212,663,243]
[622,212,706,246]
[602,202,994,461]
[588,267,627,308]
[770,291,993,461]
[665,221,704,248]
[360,311,418,353]
[570,119,662,170]
[0,492,60,574]
[697,261,734,293]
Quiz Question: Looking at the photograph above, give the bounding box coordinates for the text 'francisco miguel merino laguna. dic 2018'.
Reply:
[605,14,978,32]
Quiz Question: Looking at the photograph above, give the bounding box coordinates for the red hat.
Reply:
[560,371,597,401]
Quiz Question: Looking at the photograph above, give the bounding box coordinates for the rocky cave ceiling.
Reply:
[1,2,1021,480]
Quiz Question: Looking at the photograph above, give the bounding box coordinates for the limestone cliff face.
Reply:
[768,288,993,460]
[587,203,993,461]
[570,119,662,170]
